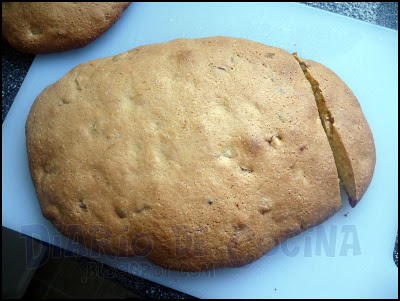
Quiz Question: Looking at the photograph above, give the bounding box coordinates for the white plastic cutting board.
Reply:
[2,3,398,298]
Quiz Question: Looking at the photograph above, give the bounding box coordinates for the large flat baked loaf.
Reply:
[2,2,130,54]
[26,37,374,271]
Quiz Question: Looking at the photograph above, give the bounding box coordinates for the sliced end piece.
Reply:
[293,54,376,207]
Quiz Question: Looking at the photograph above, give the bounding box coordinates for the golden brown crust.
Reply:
[2,2,131,54]
[26,37,341,271]
[302,60,376,206]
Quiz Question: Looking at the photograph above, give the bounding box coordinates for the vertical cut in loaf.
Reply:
[293,54,376,207]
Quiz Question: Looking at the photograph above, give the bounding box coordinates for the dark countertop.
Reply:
[2,2,398,299]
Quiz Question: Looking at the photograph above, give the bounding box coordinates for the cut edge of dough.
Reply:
[293,53,357,207]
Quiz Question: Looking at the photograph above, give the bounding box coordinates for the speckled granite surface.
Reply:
[1,45,34,123]
[2,2,398,298]
[302,2,398,29]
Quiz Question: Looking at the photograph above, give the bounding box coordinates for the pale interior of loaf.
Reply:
[293,54,357,203]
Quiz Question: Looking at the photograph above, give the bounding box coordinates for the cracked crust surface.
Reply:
[26,37,341,271]
[2,2,130,54]
[295,57,376,207]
